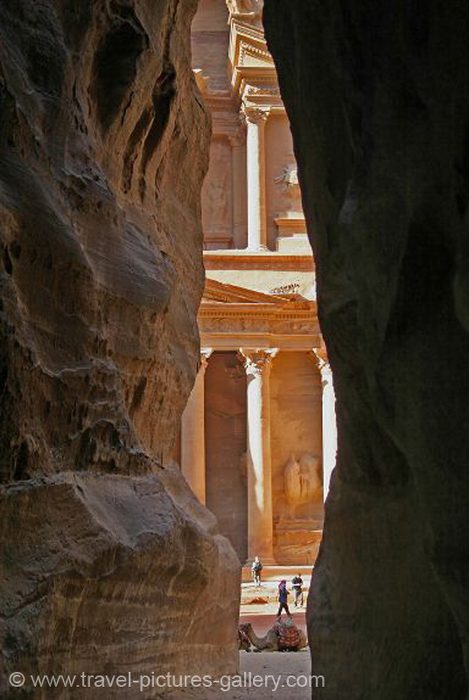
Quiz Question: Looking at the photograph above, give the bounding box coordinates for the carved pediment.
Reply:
[203,278,286,305]
[199,279,319,345]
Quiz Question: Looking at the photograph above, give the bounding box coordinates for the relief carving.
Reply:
[283,452,322,518]
[274,164,303,218]
[245,86,280,97]
[201,317,272,332]
[202,141,232,236]
[274,165,299,190]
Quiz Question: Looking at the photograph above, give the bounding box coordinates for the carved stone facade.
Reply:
[182,0,337,566]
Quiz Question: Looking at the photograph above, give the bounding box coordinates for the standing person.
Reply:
[291,573,304,607]
[251,556,263,587]
[276,579,292,618]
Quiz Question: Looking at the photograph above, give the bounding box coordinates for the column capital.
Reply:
[199,347,213,372]
[241,104,269,126]
[238,348,278,376]
[309,348,332,383]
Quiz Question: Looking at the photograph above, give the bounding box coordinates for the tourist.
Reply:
[291,573,304,607]
[276,579,292,618]
[251,556,263,587]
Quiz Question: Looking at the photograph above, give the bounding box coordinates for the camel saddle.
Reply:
[275,620,301,650]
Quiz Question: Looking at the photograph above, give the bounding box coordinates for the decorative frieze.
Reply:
[245,85,280,97]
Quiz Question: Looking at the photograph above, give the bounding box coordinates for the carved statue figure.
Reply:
[238,619,308,652]
[284,452,322,518]
[274,164,299,190]
[284,454,303,506]
[299,453,322,494]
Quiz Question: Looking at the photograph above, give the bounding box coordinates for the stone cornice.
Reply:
[229,17,268,62]
[200,331,322,353]
[274,216,306,231]
[203,251,314,272]
[199,304,317,319]
[229,17,278,99]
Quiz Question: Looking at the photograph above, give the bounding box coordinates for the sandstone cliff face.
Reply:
[0,0,239,694]
[264,2,469,698]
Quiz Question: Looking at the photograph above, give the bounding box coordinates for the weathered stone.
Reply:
[1,469,240,697]
[264,1,469,697]
[0,0,239,692]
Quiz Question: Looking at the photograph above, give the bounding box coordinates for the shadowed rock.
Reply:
[0,0,239,692]
[264,1,469,697]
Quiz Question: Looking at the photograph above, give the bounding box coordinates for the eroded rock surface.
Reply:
[0,0,239,693]
[264,2,469,698]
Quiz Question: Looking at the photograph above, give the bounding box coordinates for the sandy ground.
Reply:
[166,589,313,700]
[166,650,313,700]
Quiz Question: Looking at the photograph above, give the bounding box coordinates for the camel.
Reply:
[238,619,308,652]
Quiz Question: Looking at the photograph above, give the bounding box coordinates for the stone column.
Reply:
[242,107,268,251]
[311,350,337,501]
[181,348,212,504]
[239,348,278,562]
[229,128,247,249]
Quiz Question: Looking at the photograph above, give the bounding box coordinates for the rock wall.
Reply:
[264,2,469,698]
[0,0,239,694]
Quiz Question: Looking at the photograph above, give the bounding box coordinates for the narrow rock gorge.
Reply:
[0,0,239,694]
[264,1,469,698]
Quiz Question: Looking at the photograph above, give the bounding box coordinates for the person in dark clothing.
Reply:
[291,574,304,607]
[276,579,292,618]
